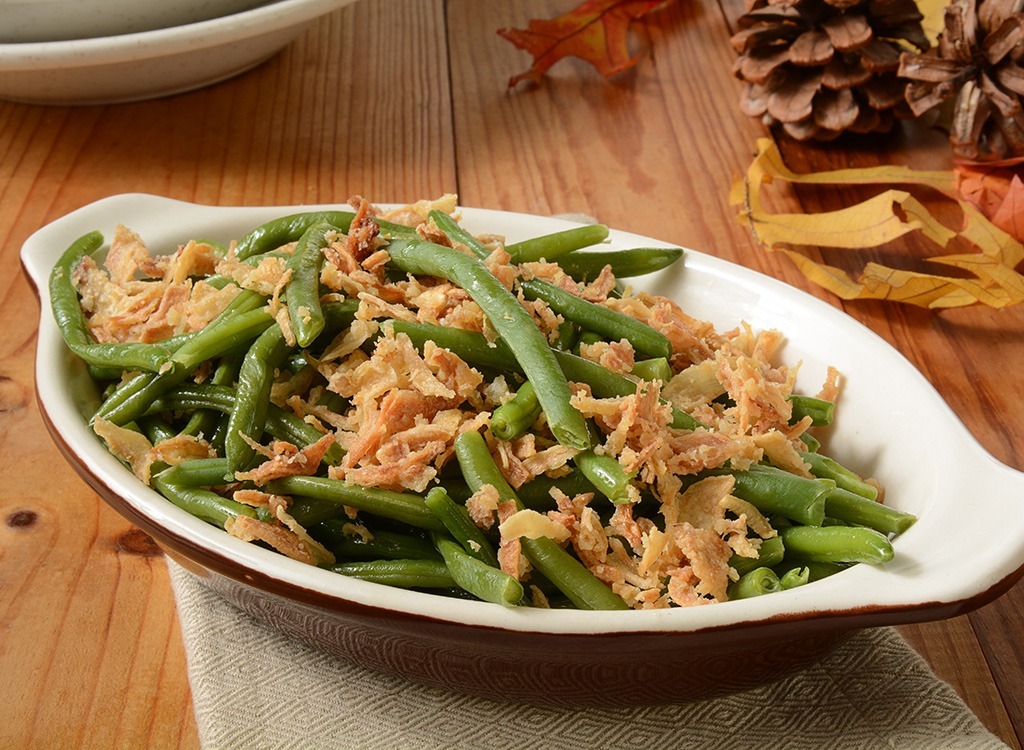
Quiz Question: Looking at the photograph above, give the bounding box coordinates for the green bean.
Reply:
[234,211,355,260]
[428,210,490,258]
[389,320,520,371]
[152,475,257,528]
[514,469,599,510]
[574,330,604,352]
[727,567,781,600]
[145,383,236,414]
[433,533,524,607]
[88,364,133,382]
[436,479,472,504]
[729,535,785,577]
[824,487,917,536]
[94,372,160,425]
[49,231,175,373]
[157,458,232,487]
[629,357,672,383]
[556,247,684,280]
[281,351,308,375]
[376,219,421,239]
[317,299,360,340]
[135,415,176,445]
[822,517,850,527]
[314,519,440,560]
[778,566,810,590]
[779,525,894,565]
[573,448,635,505]
[265,475,444,532]
[424,487,499,567]
[505,224,609,263]
[97,382,150,425]
[181,356,242,439]
[283,498,346,527]
[454,431,628,611]
[491,380,542,441]
[314,390,349,414]
[225,323,293,474]
[800,450,877,500]
[788,395,835,426]
[552,319,581,351]
[799,431,821,452]
[773,560,847,582]
[386,238,589,450]
[285,221,336,347]
[330,559,456,588]
[519,278,672,360]
[722,465,832,527]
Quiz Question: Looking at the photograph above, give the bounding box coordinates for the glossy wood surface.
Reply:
[1,0,1022,747]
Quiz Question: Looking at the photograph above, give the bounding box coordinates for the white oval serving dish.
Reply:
[20,193,1024,703]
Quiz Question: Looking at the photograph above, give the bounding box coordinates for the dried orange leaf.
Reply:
[991,178,1024,241]
[956,164,1024,243]
[732,138,1024,309]
[498,0,673,87]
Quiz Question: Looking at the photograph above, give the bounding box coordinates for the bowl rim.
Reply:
[0,0,356,70]
[22,192,1024,637]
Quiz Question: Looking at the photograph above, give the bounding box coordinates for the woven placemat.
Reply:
[167,560,1007,750]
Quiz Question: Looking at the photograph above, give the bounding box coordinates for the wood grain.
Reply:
[1,0,1021,746]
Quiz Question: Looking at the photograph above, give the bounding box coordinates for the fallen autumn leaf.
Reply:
[731,139,1024,308]
[498,0,673,87]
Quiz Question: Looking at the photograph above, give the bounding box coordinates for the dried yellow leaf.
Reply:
[732,139,1024,309]
[733,137,957,196]
[737,188,955,250]
[916,0,952,47]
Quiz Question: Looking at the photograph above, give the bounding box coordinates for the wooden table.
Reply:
[2,0,1022,746]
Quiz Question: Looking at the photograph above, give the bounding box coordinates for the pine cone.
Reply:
[731,0,929,141]
[898,0,1024,162]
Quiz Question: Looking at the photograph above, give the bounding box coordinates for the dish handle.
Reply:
[889,447,1024,611]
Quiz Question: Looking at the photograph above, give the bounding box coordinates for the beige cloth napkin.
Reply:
[167,560,1007,750]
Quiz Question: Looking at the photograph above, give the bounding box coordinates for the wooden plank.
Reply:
[969,590,1024,749]
[901,620,1022,749]
[0,1,453,746]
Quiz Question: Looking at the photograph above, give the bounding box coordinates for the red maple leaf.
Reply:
[498,0,674,88]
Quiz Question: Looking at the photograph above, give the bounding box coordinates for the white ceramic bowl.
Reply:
[0,0,274,43]
[21,194,1024,704]
[0,0,359,104]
